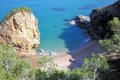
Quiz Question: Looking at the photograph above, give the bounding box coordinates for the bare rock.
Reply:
[0,10,40,55]
[90,0,120,39]
[75,15,90,28]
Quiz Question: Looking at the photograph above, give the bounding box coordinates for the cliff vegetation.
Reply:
[0,7,32,24]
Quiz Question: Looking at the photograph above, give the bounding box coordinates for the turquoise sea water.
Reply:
[0,0,115,53]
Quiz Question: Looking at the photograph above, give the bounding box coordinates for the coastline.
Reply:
[53,40,107,70]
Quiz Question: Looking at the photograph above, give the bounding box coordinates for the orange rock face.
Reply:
[0,11,40,55]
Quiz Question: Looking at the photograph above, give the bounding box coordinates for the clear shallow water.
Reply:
[0,0,115,53]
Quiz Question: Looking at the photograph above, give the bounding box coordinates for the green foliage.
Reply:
[108,17,120,33]
[0,40,112,80]
[37,56,57,73]
[35,54,109,80]
[35,69,69,80]
[99,39,115,53]
[99,17,120,53]
[49,70,68,80]
[70,69,83,80]
[35,69,48,80]
[80,54,109,80]
[0,7,32,24]
[38,56,53,67]
[27,69,36,79]
[0,44,30,80]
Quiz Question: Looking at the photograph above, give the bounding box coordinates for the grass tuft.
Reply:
[0,7,32,24]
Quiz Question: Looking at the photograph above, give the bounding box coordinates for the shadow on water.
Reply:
[59,25,108,69]
[59,25,87,52]
[51,7,66,11]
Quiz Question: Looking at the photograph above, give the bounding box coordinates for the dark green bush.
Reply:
[35,69,48,80]
[99,17,120,53]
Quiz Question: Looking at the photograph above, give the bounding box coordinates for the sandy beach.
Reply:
[53,40,107,70]
[27,40,107,69]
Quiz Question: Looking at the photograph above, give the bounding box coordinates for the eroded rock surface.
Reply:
[0,11,40,55]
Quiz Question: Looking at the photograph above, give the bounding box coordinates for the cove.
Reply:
[0,0,115,53]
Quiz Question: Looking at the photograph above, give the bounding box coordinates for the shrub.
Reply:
[77,54,109,80]
[99,17,120,53]
[35,54,109,80]
[108,17,120,34]
[35,69,48,80]
[0,44,30,80]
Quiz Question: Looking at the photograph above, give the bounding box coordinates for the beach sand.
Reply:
[53,40,107,70]
[26,40,107,69]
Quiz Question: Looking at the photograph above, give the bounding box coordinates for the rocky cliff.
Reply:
[0,7,40,55]
[75,1,120,39]
[89,0,120,39]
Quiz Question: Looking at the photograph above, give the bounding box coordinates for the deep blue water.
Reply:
[0,0,115,53]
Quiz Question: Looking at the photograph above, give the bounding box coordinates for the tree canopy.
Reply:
[99,17,120,53]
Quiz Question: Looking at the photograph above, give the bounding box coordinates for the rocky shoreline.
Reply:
[75,15,90,29]
[74,0,120,40]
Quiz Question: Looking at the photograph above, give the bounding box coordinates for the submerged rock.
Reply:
[0,8,40,55]
[75,15,90,28]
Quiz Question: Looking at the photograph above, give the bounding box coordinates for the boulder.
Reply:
[0,10,40,55]
[75,15,90,28]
